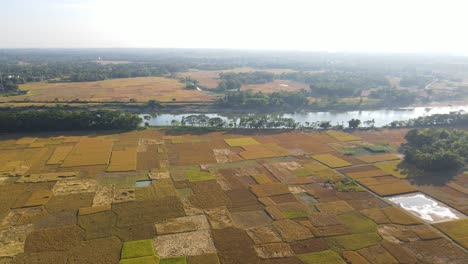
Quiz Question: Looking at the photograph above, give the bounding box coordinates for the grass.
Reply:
[224,137,260,147]
[185,168,216,182]
[374,160,406,179]
[160,257,187,264]
[337,212,377,233]
[326,178,365,192]
[119,256,160,264]
[121,240,157,259]
[363,144,390,153]
[297,250,346,264]
[312,154,352,168]
[326,232,382,251]
[283,211,309,219]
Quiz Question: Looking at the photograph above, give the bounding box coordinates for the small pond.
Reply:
[387,192,465,223]
[135,180,152,187]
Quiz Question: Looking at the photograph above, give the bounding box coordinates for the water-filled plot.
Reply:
[387,192,465,223]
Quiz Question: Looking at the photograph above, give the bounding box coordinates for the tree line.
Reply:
[0,110,141,132]
[161,114,374,130]
[216,90,309,109]
[402,128,467,171]
[387,111,468,128]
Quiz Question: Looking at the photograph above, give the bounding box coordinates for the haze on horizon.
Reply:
[2,0,468,55]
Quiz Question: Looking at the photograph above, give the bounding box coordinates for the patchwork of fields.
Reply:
[0,77,216,102]
[0,129,466,263]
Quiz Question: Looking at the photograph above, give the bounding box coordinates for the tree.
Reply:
[364,119,375,128]
[319,121,332,129]
[208,117,225,128]
[348,119,361,129]
[402,128,467,171]
[147,100,160,109]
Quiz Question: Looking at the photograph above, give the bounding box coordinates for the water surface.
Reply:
[387,192,465,223]
[141,105,467,127]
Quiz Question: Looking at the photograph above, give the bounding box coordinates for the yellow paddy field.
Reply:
[0,77,216,102]
[0,129,466,263]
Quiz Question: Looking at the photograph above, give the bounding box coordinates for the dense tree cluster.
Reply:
[216,72,275,91]
[279,71,389,97]
[399,75,432,88]
[0,110,141,132]
[369,88,417,107]
[175,114,300,129]
[217,90,308,109]
[402,128,467,171]
[0,62,188,83]
[387,111,468,128]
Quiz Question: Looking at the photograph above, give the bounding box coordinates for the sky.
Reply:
[2,0,468,54]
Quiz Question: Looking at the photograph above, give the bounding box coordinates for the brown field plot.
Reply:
[241,80,308,93]
[2,77,216,102]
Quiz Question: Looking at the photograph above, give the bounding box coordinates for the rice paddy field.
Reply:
[0,129,466,263]
[0,77,217,103]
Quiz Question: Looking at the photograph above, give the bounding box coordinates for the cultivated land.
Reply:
[240,80,308,93]
[0,77,217,103]
[0,129,467,263]
[176,68,296,89]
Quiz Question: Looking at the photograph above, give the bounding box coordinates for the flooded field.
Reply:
[388,192,465,223]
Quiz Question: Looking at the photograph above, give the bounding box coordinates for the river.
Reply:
[140,105,468,128]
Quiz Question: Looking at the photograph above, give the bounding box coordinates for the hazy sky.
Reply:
[2,0,468,54]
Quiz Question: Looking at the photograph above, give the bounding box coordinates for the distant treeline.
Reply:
[399,74,433,88]
[279,71,389,97]
[214,71,390,97]
[387,111,468,128]
[1,62,188,84]
[0,110,141,132]
[216,90,308,109]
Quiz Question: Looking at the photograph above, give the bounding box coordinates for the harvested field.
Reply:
[434,219,468,249]
[297,250,346,264]
[107,147,137,172]
[5,77,216,102]
[46,146,74,165]
[312,154,352,168]
[357,154,400,163]
[61,138,113,167]
[224,137,260,147]
[154,230,217,257]
[0,129,466,262]
[326,131,361,142]
[374,160,407,178]
[241,80,308,93]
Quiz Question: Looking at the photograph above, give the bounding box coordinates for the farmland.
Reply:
[0,77,217,103]
[0,128,466,263]
[176,68,296,89]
